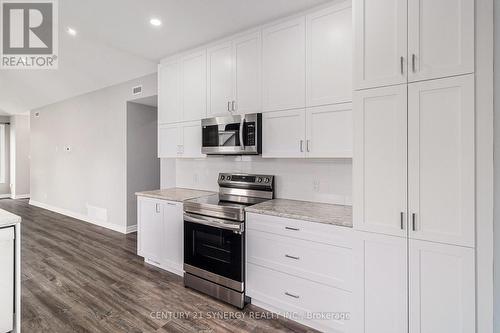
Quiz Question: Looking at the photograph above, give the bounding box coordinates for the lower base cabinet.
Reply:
[354,231,475,333]
[0,227,14,333]
[137,196,184,276]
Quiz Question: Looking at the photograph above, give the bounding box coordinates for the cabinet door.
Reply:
[0,228,14,333]
[306,2,352,107]
[305,103,353,158]
[409,240,475,333]
[233,31,262,114]
[181,50,207,121]
[137,198,163,264]
[180,121,204,158]
[408,75,474,247]
[262,109,306,158]
[263,17,306,112]
[162,201,184,275]
[353,231,407,333]
[158,59,181,124]
[207,42,233,117]
[407,0,474,82]
[353,85,407,237]
[353,0,407,89]
[158,124,181,158]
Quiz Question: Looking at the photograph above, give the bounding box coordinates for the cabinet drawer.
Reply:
[247,230,353,291]
[246,212,353,247]
[247,263,351,333]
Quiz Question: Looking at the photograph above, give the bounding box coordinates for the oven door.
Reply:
[201,114,260,155]
[184,213,244,290]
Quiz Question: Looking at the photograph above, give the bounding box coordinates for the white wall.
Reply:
[163,157,352,205]
[30,73,157,233]
[0,116,10,197]
[126,101,159,229]
[9,115,30,198]
[494,0,500,329]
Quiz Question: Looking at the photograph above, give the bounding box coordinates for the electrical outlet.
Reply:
[313,180,320,192]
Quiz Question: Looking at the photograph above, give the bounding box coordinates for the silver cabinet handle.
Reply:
[300,140,304,152]
[285,226,300,231]
[227,101,231,112]
[155,203,161,213]
[232,100,236,111]
[400,212,404,230]
[306,140,310,152]
[412,213,417,231]
[412,54,416,73]
[285,254,300,260]
[284,292,300,299]
[400,56,404,75]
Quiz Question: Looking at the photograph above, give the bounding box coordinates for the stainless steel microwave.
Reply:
[201,113,262,155]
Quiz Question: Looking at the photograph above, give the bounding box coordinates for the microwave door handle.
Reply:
[239,116,245,150]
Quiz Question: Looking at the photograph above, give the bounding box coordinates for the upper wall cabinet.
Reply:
[158,60,181,124]
[207,31,262,117]
[354,0,474,90]
[263,17,306,112]
[407,0,474,82]
[181,50,207,121]
[306,2,352,107]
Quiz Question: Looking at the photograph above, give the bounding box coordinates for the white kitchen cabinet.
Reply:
[353,231,407,333]
[408,75,474,247]
[353,85,407,237]
[158,59,181,124]
[207,42,233,117]
[409,239,475,333]
[137,197,164,265]
[162,201,184,275]
[180,121,204,158]
[407,0,474,82]
[158,123,181,158]
[137,196,184,276]
[0,227,14,333]
[263,17,306,112]
[262,109,306,158]
[306,2,352,107]
[305,104,352,158]
[181,49,207,121]
[353,0,407,89]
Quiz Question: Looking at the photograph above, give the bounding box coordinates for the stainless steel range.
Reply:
[183,173,274,308]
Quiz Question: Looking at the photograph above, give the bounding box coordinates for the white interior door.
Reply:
[263,17,306,112]
[162,201,184,275]
[0,227,14,333]
[305,103,353,158]
[353,0,407,89]
[409,239,475,333]
[353,231,407,333]
[207,42,233,117]
[353,85,407,237]
[158,59,181,124]
[262,109,306,158]
[181,121,204,158]
[306,2,352,106]
[408,75,474,247]
[407,0,474,82]
[181,50,207,121]
[233,31,262,114]
[158,124,181,158]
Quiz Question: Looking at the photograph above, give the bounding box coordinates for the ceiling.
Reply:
[0,0,330,115]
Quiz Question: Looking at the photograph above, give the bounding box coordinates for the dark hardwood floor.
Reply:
[0,199,318,333]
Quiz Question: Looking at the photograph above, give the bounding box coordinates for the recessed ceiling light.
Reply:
[150,18,162,27]
[66,27,77,36]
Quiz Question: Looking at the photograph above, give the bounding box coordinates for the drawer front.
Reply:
[247,230,353,291]
[247,263,351,333]
[246,212,353,247]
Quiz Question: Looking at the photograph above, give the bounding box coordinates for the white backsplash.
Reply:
[161,156,352,205]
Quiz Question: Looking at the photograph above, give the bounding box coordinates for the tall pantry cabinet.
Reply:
[352,0,476,332]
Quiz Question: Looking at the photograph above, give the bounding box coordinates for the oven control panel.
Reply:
[218,173,274,190]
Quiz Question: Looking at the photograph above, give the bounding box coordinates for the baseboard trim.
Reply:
[11,194,30,200]
[126,225,137,234]
[0,194,11,199]
[29,200,128,234]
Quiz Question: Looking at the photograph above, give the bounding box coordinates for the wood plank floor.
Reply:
[0,199,319,333]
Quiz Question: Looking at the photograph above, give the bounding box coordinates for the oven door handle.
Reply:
[239,115,245,150]
[184,213,243,232]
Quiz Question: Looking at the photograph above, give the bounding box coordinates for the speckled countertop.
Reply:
[246,199,352,227]
[0,208,21,227]
[135,188,215,202]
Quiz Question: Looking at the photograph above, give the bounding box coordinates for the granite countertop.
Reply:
[245,198,352,228]
[0,208,21,227]
[135,188,215,202]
